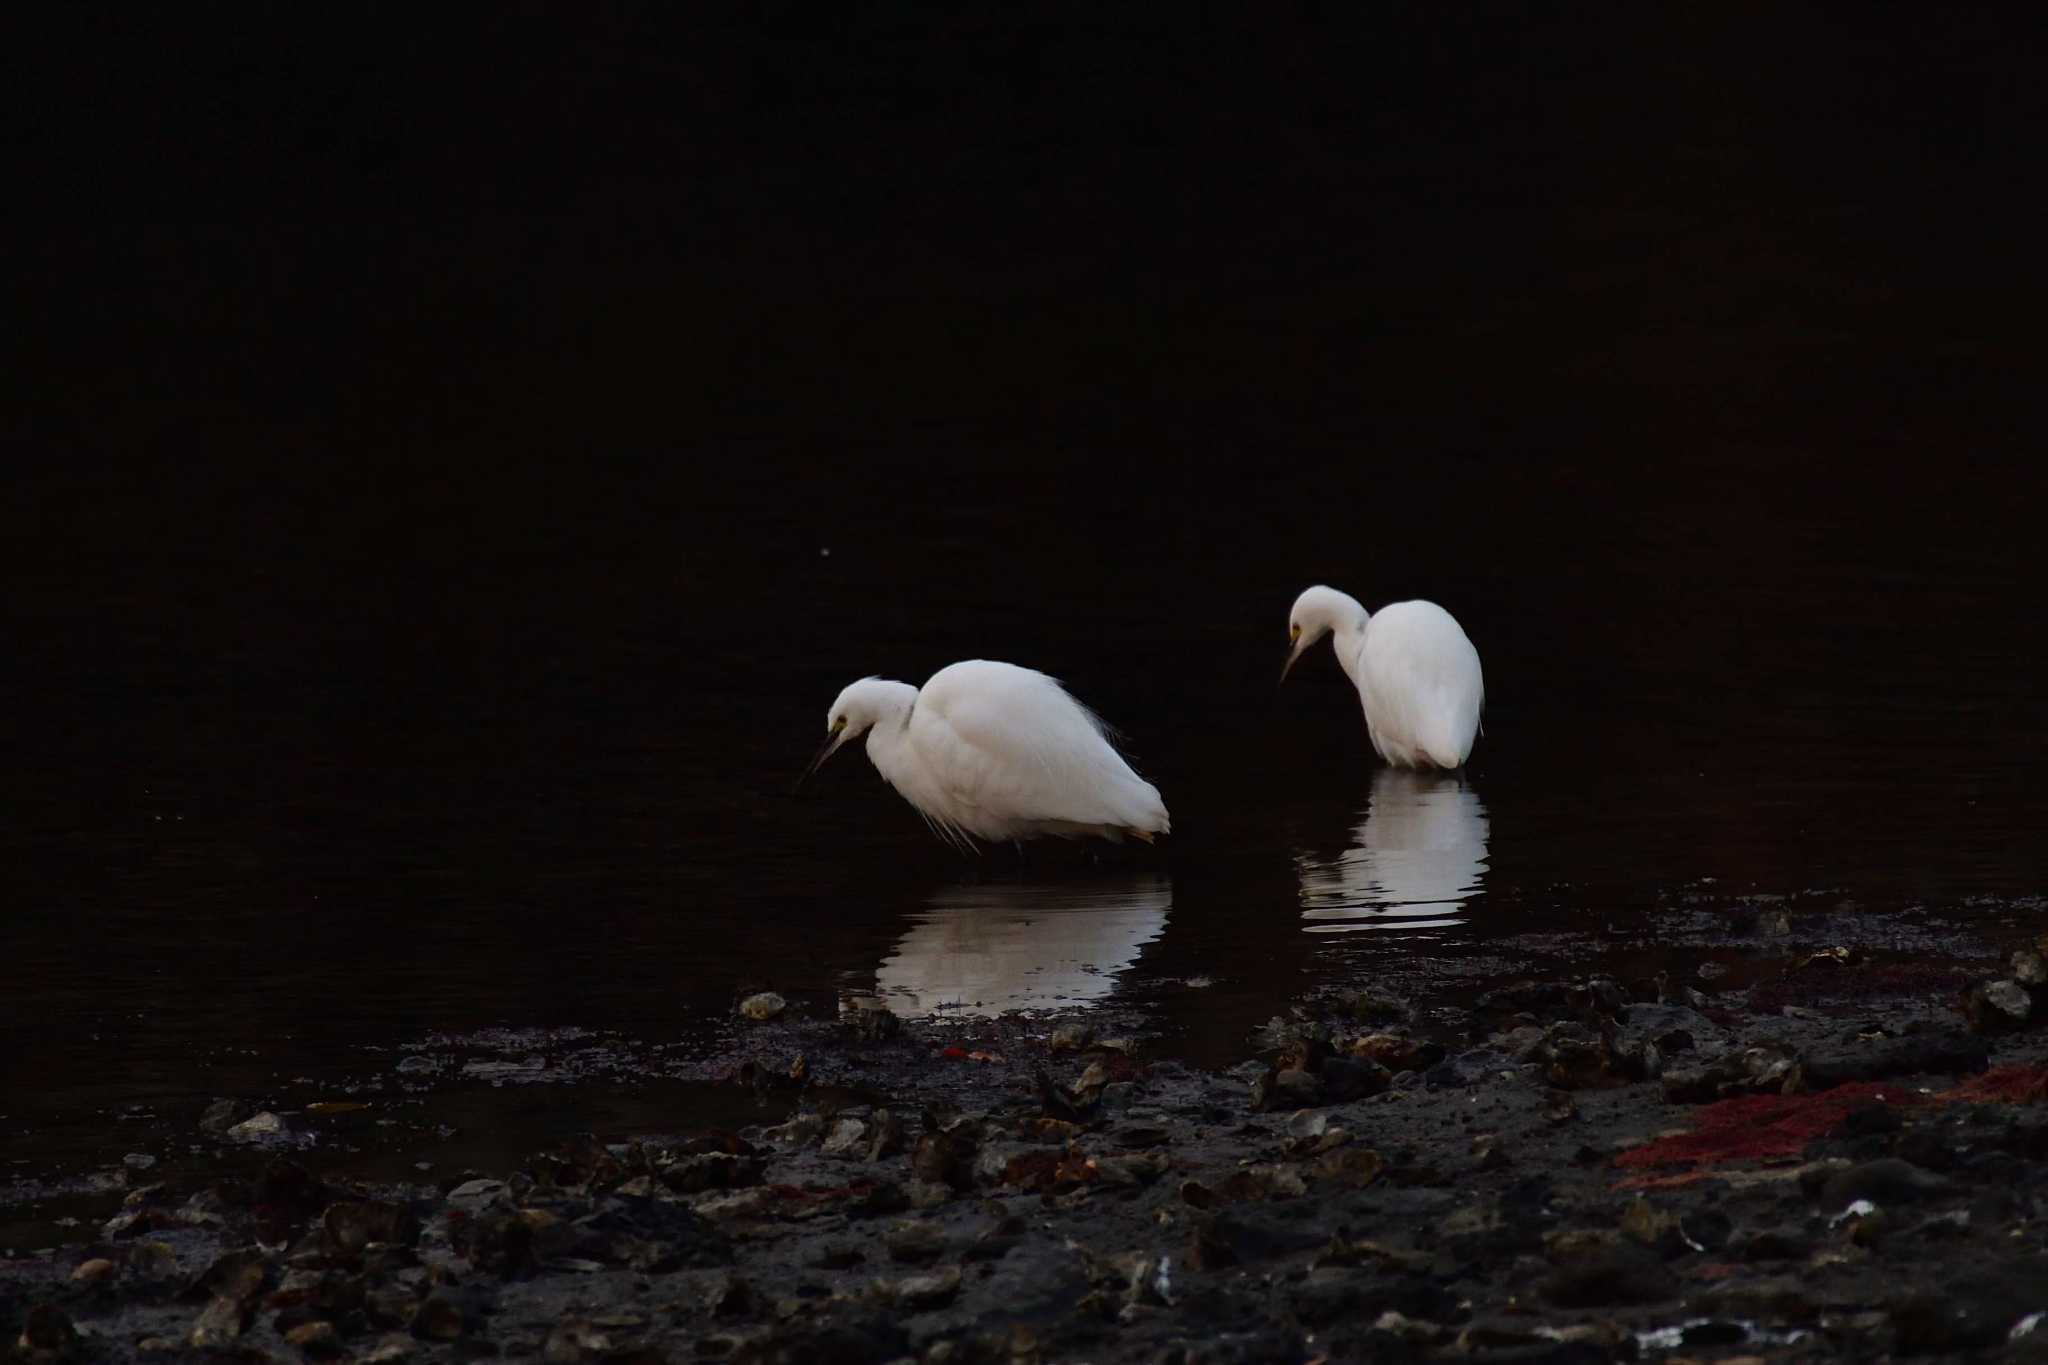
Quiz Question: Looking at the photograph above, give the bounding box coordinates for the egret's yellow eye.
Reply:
[1289,624,1301,643]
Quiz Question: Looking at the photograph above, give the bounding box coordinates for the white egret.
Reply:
[1281,585,1484,769]
[799,660,1170,848]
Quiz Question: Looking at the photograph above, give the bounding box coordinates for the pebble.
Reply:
[285,1320,340,1349]
[819,1117,869,1156]
[1048,1022,1094,1053]
[1963,979,2036,1033]
[445,1178,510,1213]
[71,1257,116,1283]
[223,1111,286,1141]
[738,992,787,1021]
[889,1265,962,1310]
[1818,1158,1951,1207]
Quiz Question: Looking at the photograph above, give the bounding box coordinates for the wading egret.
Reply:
[1280,586,1484,769]
[799,660,1170,849]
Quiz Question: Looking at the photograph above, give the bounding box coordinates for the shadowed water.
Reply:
[9,9,2045,1178]
[7,440,2041,1194]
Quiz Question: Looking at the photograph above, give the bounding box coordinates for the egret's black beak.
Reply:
[1279,633,1306,688]
[795,728,850,793]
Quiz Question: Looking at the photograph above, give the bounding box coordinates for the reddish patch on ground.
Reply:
[1937,1064,2048,1104]
[1613,1063,2048,1184]
[1613,1082,1913,1171]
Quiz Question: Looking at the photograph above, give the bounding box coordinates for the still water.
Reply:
[6,442,2041,1182]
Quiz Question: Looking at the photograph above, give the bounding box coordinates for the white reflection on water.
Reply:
[873,877,1171,1016]
[1295,770,1489,937]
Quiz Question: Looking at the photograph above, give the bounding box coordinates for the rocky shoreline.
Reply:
[9,943,2048,1363]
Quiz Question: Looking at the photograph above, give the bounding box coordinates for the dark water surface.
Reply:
[7,7,2044,1198]
[9,436,2041,1191]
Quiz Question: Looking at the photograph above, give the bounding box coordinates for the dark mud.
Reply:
[9,922,2048,1363]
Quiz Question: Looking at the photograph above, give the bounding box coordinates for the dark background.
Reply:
[5,9,2042,1133]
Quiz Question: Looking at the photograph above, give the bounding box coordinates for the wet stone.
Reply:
[886,1219,947,1264]
[887,1265,962,1310]
[188,1248,269,1307]
[70,1257,115,1284]
[323,1199,420,1257]
[285,1320,341,1352]
[1049,1022,1095,1053]
[1351,989,1411,1024]
[1964,979,2036,1033]
[1255,1067,1323,1111]
[189,1295,250,1348]
[909,1127,977,1191]
[446,1177,510,1213]
[820,1117,869,1156]
[224,1110,287,1142]
[198,1098,251,1135]
[704,1272,754,1317]
[1663,1044,1797,1102]
[660,1151,766,1193]
[20,1305,79,1353]
[365,1285,422,1329]
[1347,1033,1445,1073]
[738,991,787,1021]
[843,997,901,1041]
[1311,1147,1387,1188]
[845,1179,912,1218]
[865,1108,907,1160]
[544,1321,627,1363]
[1320,1055,1392,1102]
[450,1209,534,1277]
[411,1290,467,1341]
[2014,949,2048,987]
[1816,1157,1952,1208]
[906,1178,955,1209]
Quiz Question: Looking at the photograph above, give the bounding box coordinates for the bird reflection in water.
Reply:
[1296,770,1489,936]
[873,877,1171,1017]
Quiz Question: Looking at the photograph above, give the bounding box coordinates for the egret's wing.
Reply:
[913,662,1167,832]
[1358,605,1484,767]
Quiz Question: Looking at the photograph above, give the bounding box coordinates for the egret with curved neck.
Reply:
[799,660,1170,850]
[1280,585,1484,770]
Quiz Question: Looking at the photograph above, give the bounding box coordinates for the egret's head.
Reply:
[797,677,915,788]
[1282,585,1369,684]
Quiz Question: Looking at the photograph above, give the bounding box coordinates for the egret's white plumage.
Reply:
[802,660,1170,848]
[1281,586,1484,769]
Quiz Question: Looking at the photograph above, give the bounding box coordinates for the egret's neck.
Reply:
[861,686,920,786]
[1329,612,1371,687]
